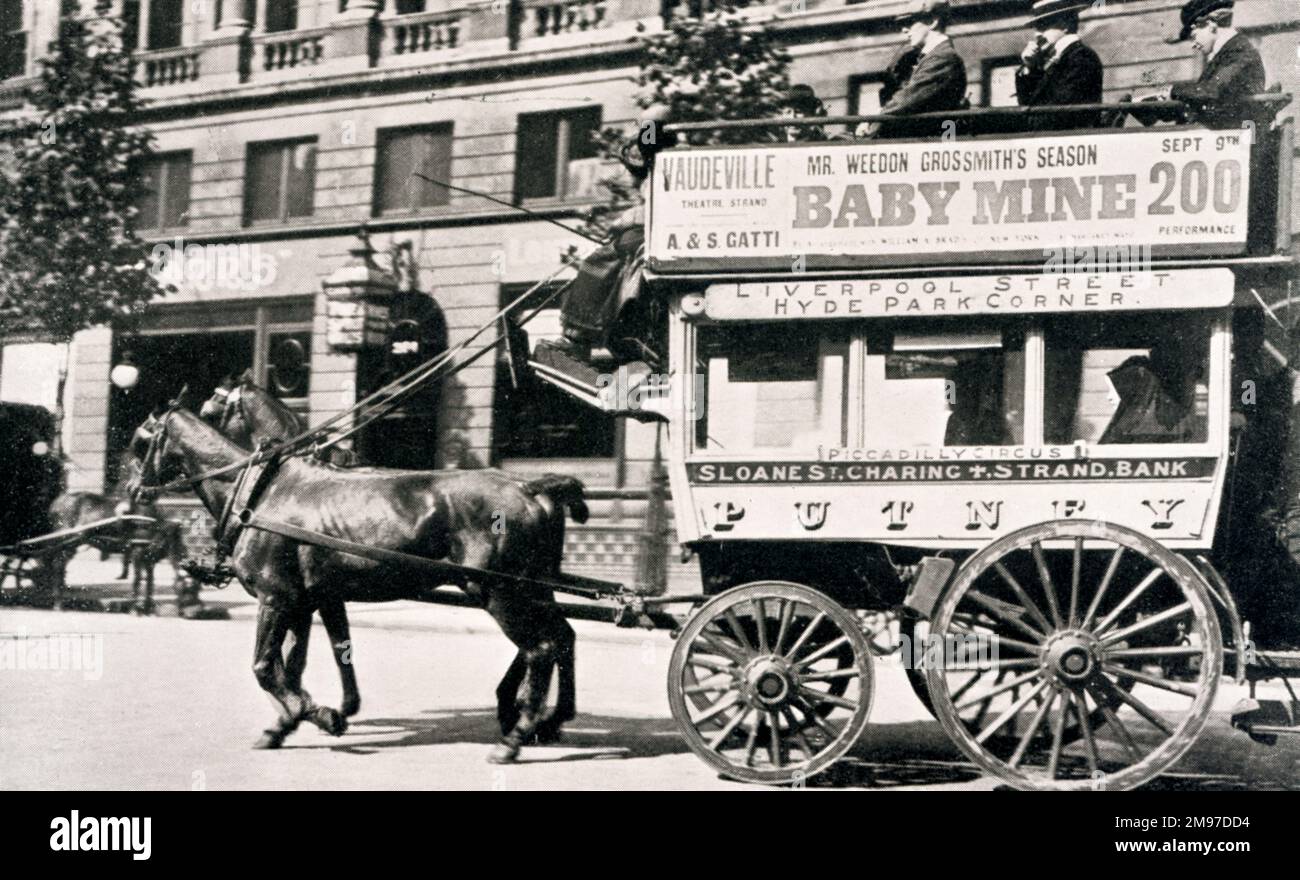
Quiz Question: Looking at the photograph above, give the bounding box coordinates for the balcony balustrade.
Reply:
[253,29,326,73]
[387,10,463,56]
[135,46,203,88]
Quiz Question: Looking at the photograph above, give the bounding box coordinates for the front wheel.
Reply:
[667,581,873,785]
[926,520,1221,791]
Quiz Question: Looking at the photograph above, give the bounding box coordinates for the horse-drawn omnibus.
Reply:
[554,98,1300,789]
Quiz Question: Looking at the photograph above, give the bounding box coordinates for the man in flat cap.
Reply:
[1138,0,1267,129]
[1171,0,1266,129]
[1015,0,1104,131]
[857,0,967,139]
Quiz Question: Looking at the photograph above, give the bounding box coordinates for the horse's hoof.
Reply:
[253,731,284,750]
[487,742,520,764]
[341,696,361,718]
[311,707,347,737]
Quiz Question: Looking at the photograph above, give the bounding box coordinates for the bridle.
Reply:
[132,390,270,501]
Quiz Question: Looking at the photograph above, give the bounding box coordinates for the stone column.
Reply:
[215,0,254,32]
[328,0,383,73]
[205,0,253,87]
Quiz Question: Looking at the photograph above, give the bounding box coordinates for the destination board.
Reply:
[647,129,1253,271]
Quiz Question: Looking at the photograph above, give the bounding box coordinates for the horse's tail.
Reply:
[522,474,589,524]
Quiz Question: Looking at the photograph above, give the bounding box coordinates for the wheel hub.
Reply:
[1040,631,1098,683]
[744,657,793,707]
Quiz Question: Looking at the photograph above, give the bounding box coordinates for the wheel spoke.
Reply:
[944,657,1041,672]
[752,599,769,653]
[993,562,1054,634]
[743,715,762,766]
[954,668,1044,712]
[800,667,860,683]
[1009,686,1057,769]
[781,707,817,759]
[697,632,748,664]
[683,673,734,695]
[773,599,794,656]
[964,590,1048,643]
[949,670,987,705]
[979,631,1042,656]
[792,696,838,738]
[1068,537,1082,628]
[1073,690,1101,775]
[1086,683,1143,762]
[794,633,851,668]
[694,692,741,726]
[1099,601,1193,647]
[722,608,754,653]
[1094,567,1164,636]
[1096,673,1177,735]
[782,611,827,661]
[1081,546,1124,630]
[1046,691,1070,779]
[688,656,739,675]
[798,685,858,712]
[1101,662,1199,698]
[975,678,1050,744]
[1104,645,1204,660]
[766,711,783,769]
[706,706,751,750]
[1030,541,1064,629]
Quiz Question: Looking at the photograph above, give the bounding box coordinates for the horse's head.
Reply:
[128,388,194,499]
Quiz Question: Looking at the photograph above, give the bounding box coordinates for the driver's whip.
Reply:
[411,173,607,245]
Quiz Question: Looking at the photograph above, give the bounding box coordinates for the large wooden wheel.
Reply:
[926,520,1222,791]
[668,581,873,785]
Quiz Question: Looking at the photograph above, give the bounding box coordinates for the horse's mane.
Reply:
[237,371,305,439]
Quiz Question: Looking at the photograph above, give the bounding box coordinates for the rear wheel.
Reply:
[668,581,873,785]
[926,520,1221,790]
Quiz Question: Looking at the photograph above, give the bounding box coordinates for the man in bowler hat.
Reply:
[1015,0,1104,131]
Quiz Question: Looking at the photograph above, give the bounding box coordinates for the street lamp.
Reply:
[110,351,140,391]
[323,227,397,352]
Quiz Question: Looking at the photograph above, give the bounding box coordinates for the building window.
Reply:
[0,0,25,80]
[848,74,885,117]
[981,58,1022,108]
[513,105,602,203]
[146,0,183,50]
[136,151,192,230]
[244,138,316,224]
[492,281,616,460]
[265,0,298,33]
[394,0,426,13]
[374,124,453,215]
[105,300,312,489]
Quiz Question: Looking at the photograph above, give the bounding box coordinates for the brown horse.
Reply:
[131,404,586,760]
[199,375,581,742]
[199,374,363,718]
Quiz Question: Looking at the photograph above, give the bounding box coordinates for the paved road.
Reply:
[1,605,1297,790]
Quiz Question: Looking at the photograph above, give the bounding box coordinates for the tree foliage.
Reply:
[580,5,792,238]
[0,0,161,343]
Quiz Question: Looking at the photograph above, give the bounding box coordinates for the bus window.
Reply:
[863,325,1025,448]
[694,324,848,453]
[1043,314,1210,446]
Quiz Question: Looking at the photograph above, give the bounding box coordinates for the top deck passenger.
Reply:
[1014,1,1104,131]
[1136,0,1267,130]
[856,0,967,139]
[1170,0,1267,129]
